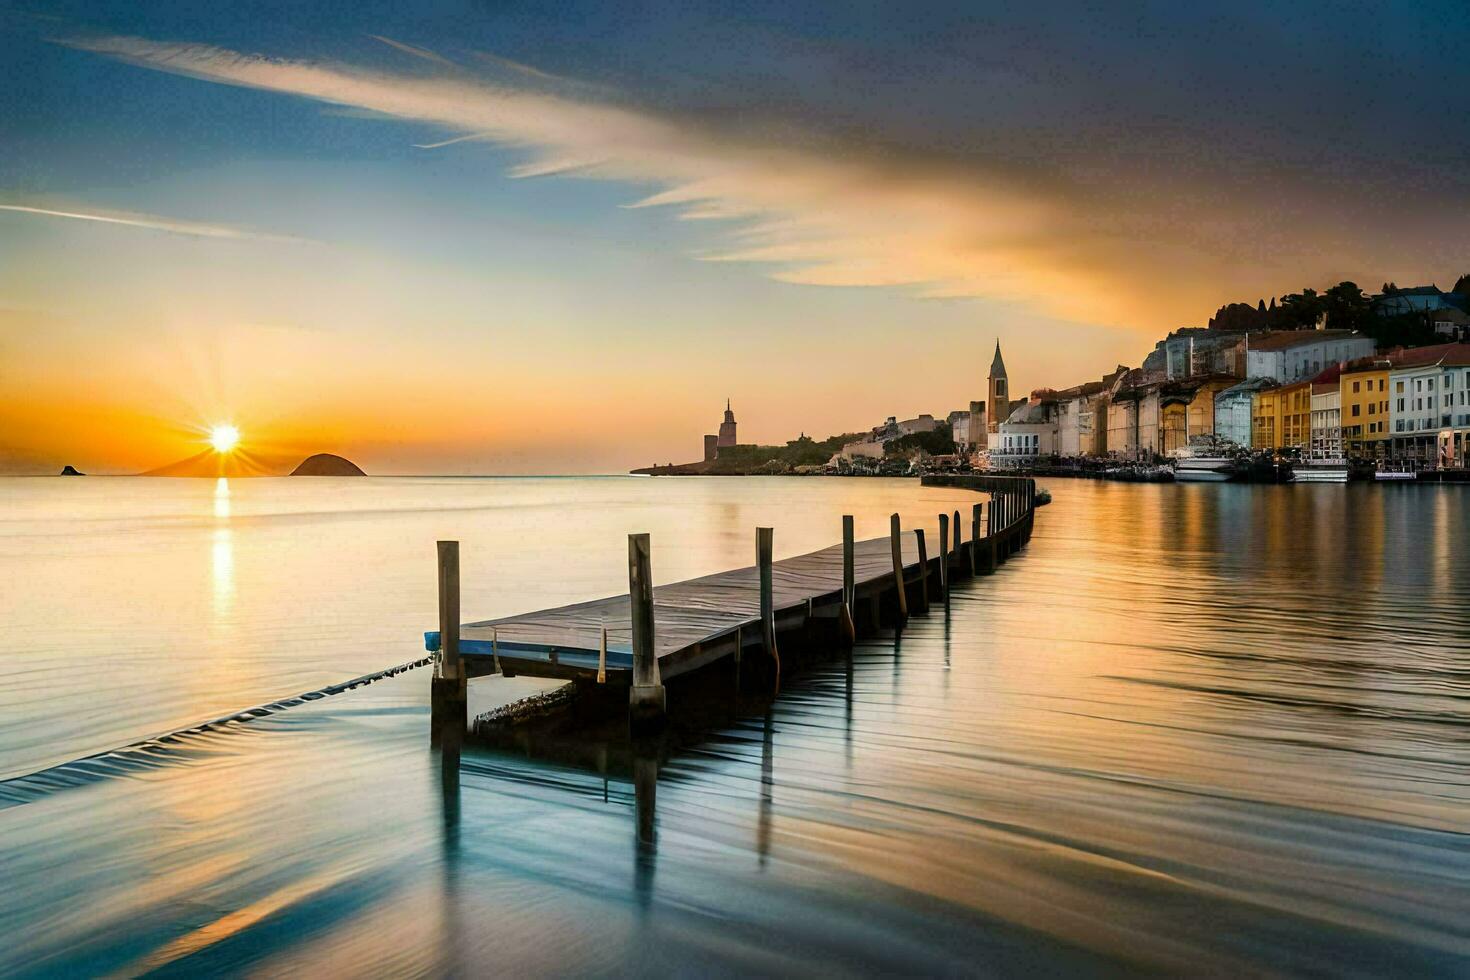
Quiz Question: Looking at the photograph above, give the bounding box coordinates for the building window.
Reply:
[1397,381,1405,393]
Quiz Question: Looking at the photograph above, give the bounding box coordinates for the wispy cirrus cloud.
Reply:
[0,203,301,242]
[59,32,1443,330]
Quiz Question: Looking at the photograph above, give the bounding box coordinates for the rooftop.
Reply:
[1247,329,1366,352]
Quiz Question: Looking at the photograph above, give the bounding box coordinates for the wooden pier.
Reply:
[426,474,1037,731]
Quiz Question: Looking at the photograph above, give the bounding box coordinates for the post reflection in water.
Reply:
[633,745,658,912]
[436,719,463,978]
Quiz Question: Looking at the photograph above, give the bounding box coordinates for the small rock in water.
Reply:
[59,465,84,476]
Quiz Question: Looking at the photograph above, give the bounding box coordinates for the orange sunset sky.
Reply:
[3,4,1466,474]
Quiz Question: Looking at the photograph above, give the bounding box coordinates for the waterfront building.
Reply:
[1245,330,1375,383]
[987,343,1009,434]
[1142,327,1247,380]
[995,393,1059,467]
[836,439,886,461]
[1338,360,1391,459]
[1214,378,1277,447]
[1387,343,1470,465]
[1106,371,1164,459]
[1251,380,1312,451]
[1055,381,1109,456]
[948,402,987,452]
[1175,376,1238,444]
[1309,366,1344,460]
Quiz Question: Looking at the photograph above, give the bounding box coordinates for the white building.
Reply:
[837,439,886,461]
[1309,382,1342,460]
[1388,344,1470,464]
[1245,330,1375,383]
[994,400,1059,468]
[947,401,987,451]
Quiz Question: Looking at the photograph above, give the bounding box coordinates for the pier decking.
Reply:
[425,475,1038,699]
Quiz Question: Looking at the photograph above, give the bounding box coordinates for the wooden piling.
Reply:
[889,513,909,623]
[627,533,665,731]
[758,527,780,687]
[914,527,931,612]
[437,540,460,678]
[970,503,982,575]
[953,509,963,575]
[840,515,857,643]
[937,514,949,603]
[431,540,466,738]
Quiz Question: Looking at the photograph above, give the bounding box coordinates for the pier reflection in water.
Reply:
[2,479,1468,975]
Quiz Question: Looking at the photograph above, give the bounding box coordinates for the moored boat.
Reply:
[1375,462,1417,481]
[1293,458,1350,483]
[1171,437,1243,482]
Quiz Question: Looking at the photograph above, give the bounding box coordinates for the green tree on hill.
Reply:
[884,423,956,457]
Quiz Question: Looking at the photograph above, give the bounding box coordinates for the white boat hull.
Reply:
[1175,469,1234,482]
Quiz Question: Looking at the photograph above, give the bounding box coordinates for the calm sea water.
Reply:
[1,476,1467,976]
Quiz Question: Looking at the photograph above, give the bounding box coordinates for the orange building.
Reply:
[1252,380,1312,451]
[1339,360,1391,458]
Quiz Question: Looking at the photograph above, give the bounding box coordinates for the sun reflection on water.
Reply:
[212,479,233,618]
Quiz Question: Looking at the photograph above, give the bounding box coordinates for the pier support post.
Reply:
[889,514,909,625]
[983,500,998,573]
[840,515,857,643]
[936,514,949,604]
[970,503,982,575]
[757,527,781,689]
[432,540,467,740]
[628,533,666,733]
[914,527,932,612]
[953,509,963,577]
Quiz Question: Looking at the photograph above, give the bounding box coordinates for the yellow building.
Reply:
[1339,362,1390,458]
[1251,380,1312,451]
[1160,377,1238,454]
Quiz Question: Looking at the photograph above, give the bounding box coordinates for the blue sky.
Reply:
[2,1,1467,472]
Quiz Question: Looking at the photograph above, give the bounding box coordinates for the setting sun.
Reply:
[209,424,240,453]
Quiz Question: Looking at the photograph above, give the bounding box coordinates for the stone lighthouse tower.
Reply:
[987,342,1009,433]
[717,399,738,448]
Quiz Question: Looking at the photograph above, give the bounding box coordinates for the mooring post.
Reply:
[888,513,909,624]
[840,515,857,643]
[937,513,949,604]
[757,527,780,689]
[432,540,466,739]
[914,527,931,612]
[971,503,982,575]
[953,509,963,576]
[984,498,998,573]
[627,533,666,732]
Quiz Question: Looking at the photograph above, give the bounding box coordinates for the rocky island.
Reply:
[289,453,366,476]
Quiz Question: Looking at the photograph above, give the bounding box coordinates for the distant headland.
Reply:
[289,453,366,476]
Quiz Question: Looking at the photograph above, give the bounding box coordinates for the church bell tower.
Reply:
[987,342,1009,433]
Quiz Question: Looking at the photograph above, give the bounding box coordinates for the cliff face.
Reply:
[289,454,366,477]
